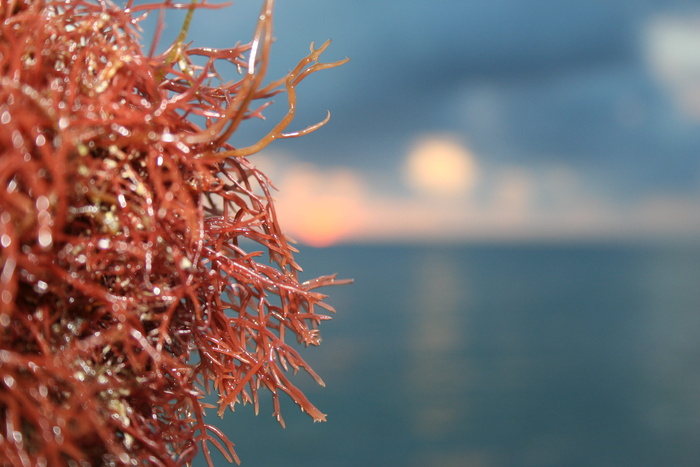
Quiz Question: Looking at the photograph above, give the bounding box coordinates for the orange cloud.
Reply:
[267,163,366,247]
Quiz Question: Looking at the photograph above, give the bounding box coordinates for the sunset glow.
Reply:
[404,136,478,197]
[286,198,353,247]
[273,165,365,247]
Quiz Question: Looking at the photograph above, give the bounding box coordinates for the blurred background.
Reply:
[141,1,700,465]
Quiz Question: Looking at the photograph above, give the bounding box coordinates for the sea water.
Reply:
[195,243,700,467]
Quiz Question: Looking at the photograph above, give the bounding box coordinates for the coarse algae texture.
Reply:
[0,0,348,464]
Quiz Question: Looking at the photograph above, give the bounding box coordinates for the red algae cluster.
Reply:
[0,0,347,464]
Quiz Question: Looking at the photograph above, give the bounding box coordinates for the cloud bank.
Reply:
[255,133,700,245]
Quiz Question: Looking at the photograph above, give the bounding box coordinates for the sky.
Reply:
[148,0,700,245]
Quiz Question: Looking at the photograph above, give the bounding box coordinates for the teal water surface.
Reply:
[194,243,700,467]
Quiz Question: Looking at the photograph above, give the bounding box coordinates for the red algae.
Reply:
[0,0,348,464]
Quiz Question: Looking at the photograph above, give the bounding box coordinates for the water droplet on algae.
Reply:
[36,195,50,211]
[3,375,16,389]
[38,228,52,248]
